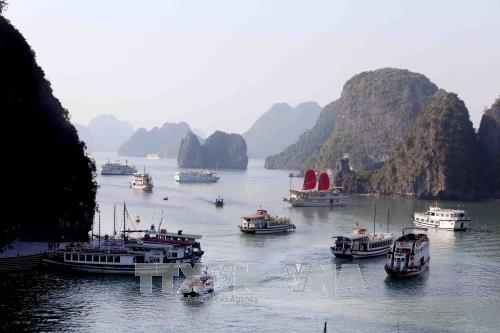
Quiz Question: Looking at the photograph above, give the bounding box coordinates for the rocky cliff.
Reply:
[264,100,339,170]
[178,131,248,169]
[478,96,500,197]
[372,91,488,200]
[314,68,438,171]
[118,121,191,158]
[243,101,321,158]
[1,12,97,245]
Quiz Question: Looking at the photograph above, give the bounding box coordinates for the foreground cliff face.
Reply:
[1,14,97,244]
[243,101,321,158]
[372,92,487,200]
[265,100,339,170]
[178,131,248,169]
[119,122,191,158]
[478,97,500,197]
[314,68,438,171]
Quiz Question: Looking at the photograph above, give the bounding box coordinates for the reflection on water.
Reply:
[1,155,500,332]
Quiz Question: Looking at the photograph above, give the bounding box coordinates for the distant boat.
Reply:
[283,170,347,207]
[215,196,224,207]
[147,153,161,160]
[174,170,220,183]
[385,227,430,278]
[101,160,137,175]
[131,167,153,192]
[412,203,470,230]
[238,209,296,234]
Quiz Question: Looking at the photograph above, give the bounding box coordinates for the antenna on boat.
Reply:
[158,210,164,230]
[373,203,377,234]
[123,202,126,241]
[97,205,101,249]
[113,204,117,237]
[387,207,390,233]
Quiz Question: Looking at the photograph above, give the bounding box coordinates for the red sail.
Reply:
[303,170,317,190]
[318,172,330,191]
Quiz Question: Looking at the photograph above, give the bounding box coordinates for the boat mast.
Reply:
[373,203,377,234]
[387,207,390,233]
[123,202,126,241]
[113,204,116,237]
[98,207,101,249]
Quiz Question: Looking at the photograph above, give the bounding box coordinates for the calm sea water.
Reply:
[1,153,500,332]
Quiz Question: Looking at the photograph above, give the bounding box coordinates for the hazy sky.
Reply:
[5,0,500,134]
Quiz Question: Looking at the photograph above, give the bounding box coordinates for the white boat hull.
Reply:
[413,219,468,230]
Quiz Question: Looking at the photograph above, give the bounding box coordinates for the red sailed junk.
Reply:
[303,169,317,190]
[318,172,330,191]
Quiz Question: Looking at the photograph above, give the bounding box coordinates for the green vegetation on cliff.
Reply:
[314,68,438,171]
[372,91,487,200]
[1,13,97,245]
[265,100,339,170]
[178,131,248,169]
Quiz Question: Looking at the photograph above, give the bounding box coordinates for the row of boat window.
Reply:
[369,240,392,249]
[66,253,121,263]
[429,213,464,218]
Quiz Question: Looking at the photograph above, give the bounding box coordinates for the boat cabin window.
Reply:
[72,254,78,261]
[93,255,99,262]
[100,256,106,262]
[114,256,120,263]
[65,254,71,261]
[79,255,85,261]
[107,256,113,263]
[86,255,92,261]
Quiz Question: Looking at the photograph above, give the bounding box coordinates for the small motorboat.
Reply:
[178,267,215,297]
[163,195,168,201]
[215,196,224,207]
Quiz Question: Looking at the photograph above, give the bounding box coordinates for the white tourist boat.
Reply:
[43,205,204,274]
[147,153,161,160]
[238,209,296,234]
[131,168,153,192]
[284,170,348,207]
[101,160,137,175]
[178,267,215,297]
[331,226,393,259]
[174,170,220,183]
[412,203,470,230]
[385,227,430,278]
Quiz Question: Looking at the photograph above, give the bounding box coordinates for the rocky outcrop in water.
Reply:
[371,91,488,200]
[314,68,438,171]
[178,131,248,169]
[478,96,500,197]
[1,12,97,245]
[265,100,339,170]
[244,101,321,158]
[118,122,191,158]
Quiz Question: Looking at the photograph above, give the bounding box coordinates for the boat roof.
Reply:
[242,209,269,219]
[148,231,202,239]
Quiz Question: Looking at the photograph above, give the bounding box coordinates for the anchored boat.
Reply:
[238,209,295,234]
[385,227,430,278]
[284,170,347,207]
[43,204,204,274]
[413,203,470,230]
[331,226,393,259]
[174,170,220,183]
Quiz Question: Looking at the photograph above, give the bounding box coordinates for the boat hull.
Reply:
[413,219,468,231]
[239,225,296,234]
[385,258,430,278]
[330,246,391,259]
[285,198,347,207]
